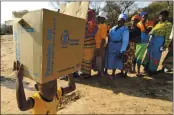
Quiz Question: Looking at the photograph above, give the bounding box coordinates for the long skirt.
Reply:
[93,48,105,72]
[122,42,136,71]
[162,41,173,70]
[105,42,123,70]
[135,43,147,66]
[142,35,165,72]
[81,37,96,74]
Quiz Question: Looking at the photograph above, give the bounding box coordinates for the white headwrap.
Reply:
[118,13,128,21]
[97,11,108,19]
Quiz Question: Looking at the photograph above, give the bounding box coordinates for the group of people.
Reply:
[13,9,173,115]
[74,9,173,80]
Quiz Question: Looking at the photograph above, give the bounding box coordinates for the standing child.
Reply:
[93,11,108,77]
[14,61,76,114]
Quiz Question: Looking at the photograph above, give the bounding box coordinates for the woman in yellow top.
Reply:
[14,61,76,114]
[142,10,172,75]
[93,11,108,77]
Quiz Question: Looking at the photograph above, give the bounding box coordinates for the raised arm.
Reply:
[14,61,34,111]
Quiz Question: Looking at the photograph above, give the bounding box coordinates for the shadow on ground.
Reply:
[0,76,36,91]
[61,72,173,102]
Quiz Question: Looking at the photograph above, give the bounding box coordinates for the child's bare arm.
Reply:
[14,61,34,111]
[61,73,76,95]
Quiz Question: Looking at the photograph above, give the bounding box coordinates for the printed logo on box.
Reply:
[61,30,70,48]
[61,30,80,48]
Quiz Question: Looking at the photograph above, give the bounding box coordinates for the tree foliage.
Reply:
[138,1,173,20]
[1,24,13,35]
[103,1,136,26]
[48,1,173,26]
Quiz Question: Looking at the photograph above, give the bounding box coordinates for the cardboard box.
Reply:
[13,9,86,84]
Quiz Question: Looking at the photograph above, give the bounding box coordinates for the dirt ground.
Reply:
[0,35,173,114]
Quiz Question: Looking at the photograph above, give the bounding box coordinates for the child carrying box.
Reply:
[14,61,76,114]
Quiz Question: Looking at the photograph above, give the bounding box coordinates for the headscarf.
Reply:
[140,12,148,17]
[96,11,108,19]
[118,13,128,21]
[131,15,141,21]
[159,10,169,17]
[88,9,95,21]
[85,9,98,38]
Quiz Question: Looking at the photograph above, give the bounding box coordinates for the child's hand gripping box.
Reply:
[13,9,86,84]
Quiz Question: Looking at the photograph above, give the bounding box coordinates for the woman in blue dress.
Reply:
[105,14,129,79]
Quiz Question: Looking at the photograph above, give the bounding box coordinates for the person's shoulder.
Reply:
[101,23,107,28]
[110,26,116,31]
[123,26,129,31]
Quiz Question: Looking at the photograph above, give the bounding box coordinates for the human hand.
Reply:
[118,51,125,59]
[160,46,167,51]
[13,61,24,81]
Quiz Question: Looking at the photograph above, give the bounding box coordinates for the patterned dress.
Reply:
[143,20,172,72]
[123,26,141,70]
[81,20,98,74]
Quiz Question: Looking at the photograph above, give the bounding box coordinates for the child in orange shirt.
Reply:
[14,61,76,114]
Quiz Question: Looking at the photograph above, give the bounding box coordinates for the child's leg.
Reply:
[124,70,128,77]
[137,64,143,77]
[101,48,106,76]
[112,69,116,76]
[132,59,136,73]
[137,64,140,74]
[104,68,107,73]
